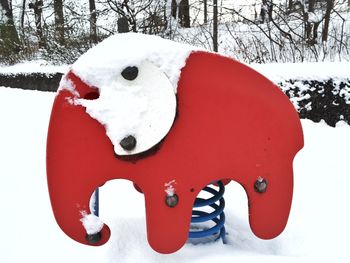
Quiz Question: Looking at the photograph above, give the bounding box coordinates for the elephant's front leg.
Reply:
[142,184,194,254]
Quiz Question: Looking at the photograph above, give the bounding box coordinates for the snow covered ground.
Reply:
[0,86,349,262]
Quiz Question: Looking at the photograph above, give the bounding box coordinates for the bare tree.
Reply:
[322,0,334,42]
[54,0,64,45]
[29,0,44,48]
[170,0,190,27]
[213,0,218,51]
[21,0,26,29]
[266,0,273,22]
[171,0,177,18]
[305,0,315,40]
[303,0,323,45]
[0,0,21,57]
[89,0,97,43]
[178,0,190,27]
[204,0,207,24]
[106,0,167,33]
[107,0,153,32]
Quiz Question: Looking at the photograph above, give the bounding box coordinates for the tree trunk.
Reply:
[213,0,218,52]
[117,16,129,33]
[179,0,190,27]
[171,0,177,19]
[89,0,97,44]
[305,0,315,41]
[54,0,64,45]
[267,0,273,22]
[21,0,26,29]
[204,0,207,24]
[312,21,320,42]
[0,0,21,55]
[170,0,190,28]
[308,0,315,11]
[29,1,44,48]
[322,0,334,42]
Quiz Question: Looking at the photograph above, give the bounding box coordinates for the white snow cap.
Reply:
[72,32,201,92]
[80,211,104,235]
[68,33,201,156]
[164,179,177,196]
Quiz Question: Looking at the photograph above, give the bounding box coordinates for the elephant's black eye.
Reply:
[121,66,138,81]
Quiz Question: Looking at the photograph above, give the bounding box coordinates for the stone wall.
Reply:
[0,72,63,92]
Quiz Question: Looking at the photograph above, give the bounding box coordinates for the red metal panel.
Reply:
[47,51,303,254]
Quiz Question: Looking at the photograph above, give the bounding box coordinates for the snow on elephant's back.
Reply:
[63,33,202,156]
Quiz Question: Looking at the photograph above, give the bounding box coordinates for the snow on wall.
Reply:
[252,62,350,84]
[1,54,349,127]
[0,60,67,91]
[0,60,67,75]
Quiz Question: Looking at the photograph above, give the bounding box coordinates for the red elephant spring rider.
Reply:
[46,33,304,254]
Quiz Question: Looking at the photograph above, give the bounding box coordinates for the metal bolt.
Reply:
[121,66,139,81]
[165,194,179,208]
[86,232,101,244]
[254,177,268,193]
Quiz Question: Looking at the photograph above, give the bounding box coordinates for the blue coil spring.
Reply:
[189,181,227,243]
[92,188,99,217]
[93,183,226,243]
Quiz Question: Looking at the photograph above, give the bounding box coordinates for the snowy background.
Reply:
[2,0,350,64]
[1,79,350,262]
